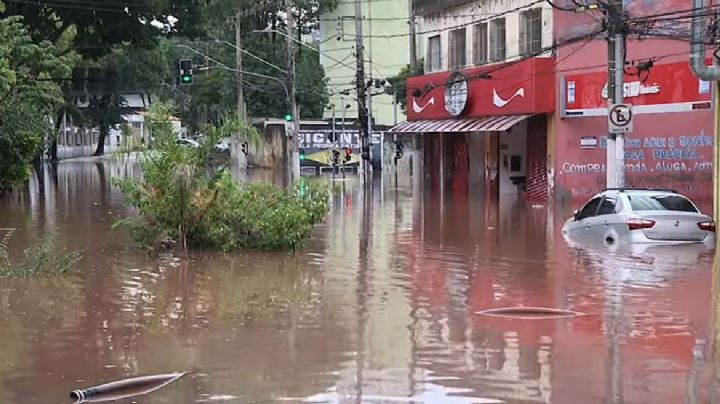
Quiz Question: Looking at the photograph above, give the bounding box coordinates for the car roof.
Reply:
[602,187,679,194]
[592,188,687,200]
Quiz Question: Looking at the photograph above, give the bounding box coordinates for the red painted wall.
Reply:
[553,4,715,211]
[525,115,548,201]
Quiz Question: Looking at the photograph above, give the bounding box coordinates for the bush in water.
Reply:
[112,103,330,254]
[0,230,81,278]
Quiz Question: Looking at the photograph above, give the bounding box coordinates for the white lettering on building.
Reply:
[601,81,660,99]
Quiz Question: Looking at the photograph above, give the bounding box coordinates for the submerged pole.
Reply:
[70,372,186,403]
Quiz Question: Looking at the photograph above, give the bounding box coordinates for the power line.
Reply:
[342,0,545,39]
[408,28,605,96]
[625,3,720,21]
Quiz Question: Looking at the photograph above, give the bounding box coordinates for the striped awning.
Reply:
[389,115,534,133]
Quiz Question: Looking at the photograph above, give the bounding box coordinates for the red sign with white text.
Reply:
[564,59,712,112]
[406,57,556,121]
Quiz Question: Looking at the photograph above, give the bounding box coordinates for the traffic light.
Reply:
[299,149,305,161]
[284,113,293,122]
[331,149,340,166]
[241,142,249,155]
[179,59,193,84]
[344,147,352,163]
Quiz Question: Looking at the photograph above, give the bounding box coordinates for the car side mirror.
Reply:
[573,210,580,221]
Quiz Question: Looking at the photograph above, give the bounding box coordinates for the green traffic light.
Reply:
[284,114,292,122]
[299,154,305,160]
[182,76,191,82]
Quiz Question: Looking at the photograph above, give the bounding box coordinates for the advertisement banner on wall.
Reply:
[299,129,382,167]
[563,60,713,117]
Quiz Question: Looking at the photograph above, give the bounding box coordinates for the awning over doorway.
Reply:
[389,115,533,133]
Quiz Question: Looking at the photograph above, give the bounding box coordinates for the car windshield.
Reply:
[627,193,698,212]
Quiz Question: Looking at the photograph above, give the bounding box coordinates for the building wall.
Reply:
[552,3,715,210]
[55,112,181,161]
[417,0,554,73]
[319,0,410,127]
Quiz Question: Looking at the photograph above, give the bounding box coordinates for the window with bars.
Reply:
[520,8,542,56]
[489,18,506,62]
[473,23,488,65]
[428,35,442,72]
[449,28,467,69]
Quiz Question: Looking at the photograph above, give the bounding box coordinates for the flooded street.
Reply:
[0,160,718,403]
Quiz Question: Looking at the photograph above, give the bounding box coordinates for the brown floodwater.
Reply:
[0,159,718,404]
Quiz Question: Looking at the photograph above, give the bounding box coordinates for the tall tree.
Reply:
[82,42,174,155]
[2,0,207,58]
[2,0,207,157]
[176,35,329,126]
[173,0,337,127]
[0,4,73,191]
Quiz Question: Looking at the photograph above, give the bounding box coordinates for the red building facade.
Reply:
[392,0,716,209]
[393,57,557,201]
[552,1,715,209]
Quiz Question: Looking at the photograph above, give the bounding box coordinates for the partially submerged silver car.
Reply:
[562,188,715,246]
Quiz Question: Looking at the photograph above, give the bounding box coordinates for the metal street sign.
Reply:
[608,103,633,134]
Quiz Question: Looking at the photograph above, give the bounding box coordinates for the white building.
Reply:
[55,94,181,160]
[417,0,554,73]
[318,0,412,127]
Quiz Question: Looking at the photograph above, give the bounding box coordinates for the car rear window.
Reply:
[627,194,698,212]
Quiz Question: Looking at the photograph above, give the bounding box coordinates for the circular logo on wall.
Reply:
[444,71,468,117]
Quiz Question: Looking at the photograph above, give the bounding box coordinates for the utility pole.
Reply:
[287,0,301,181]
[235,12,246,121]
[605,5,626,401]
[408,0,417,74]
[354,0,371,181]
[235,11,248,170]
[367,80,374,169]
[605,0,625,188]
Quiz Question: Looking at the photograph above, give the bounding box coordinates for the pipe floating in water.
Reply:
[70,372,187,403]
[476,306,585,320]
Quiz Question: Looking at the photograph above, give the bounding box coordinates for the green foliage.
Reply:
[0,14,73,190]
[173,35,330,126]
[2,0,208,59]
[113,103,330,254]
[207,0,339,34]
[193,176,331,251]
[0,229,81,279]
[387,60,425,113]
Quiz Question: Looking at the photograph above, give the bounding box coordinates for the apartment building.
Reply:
[318,0,411,127]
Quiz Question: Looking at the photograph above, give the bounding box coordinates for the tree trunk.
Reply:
[94,121,107,156]
[49,140,58,161]
[45,110,63,162]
